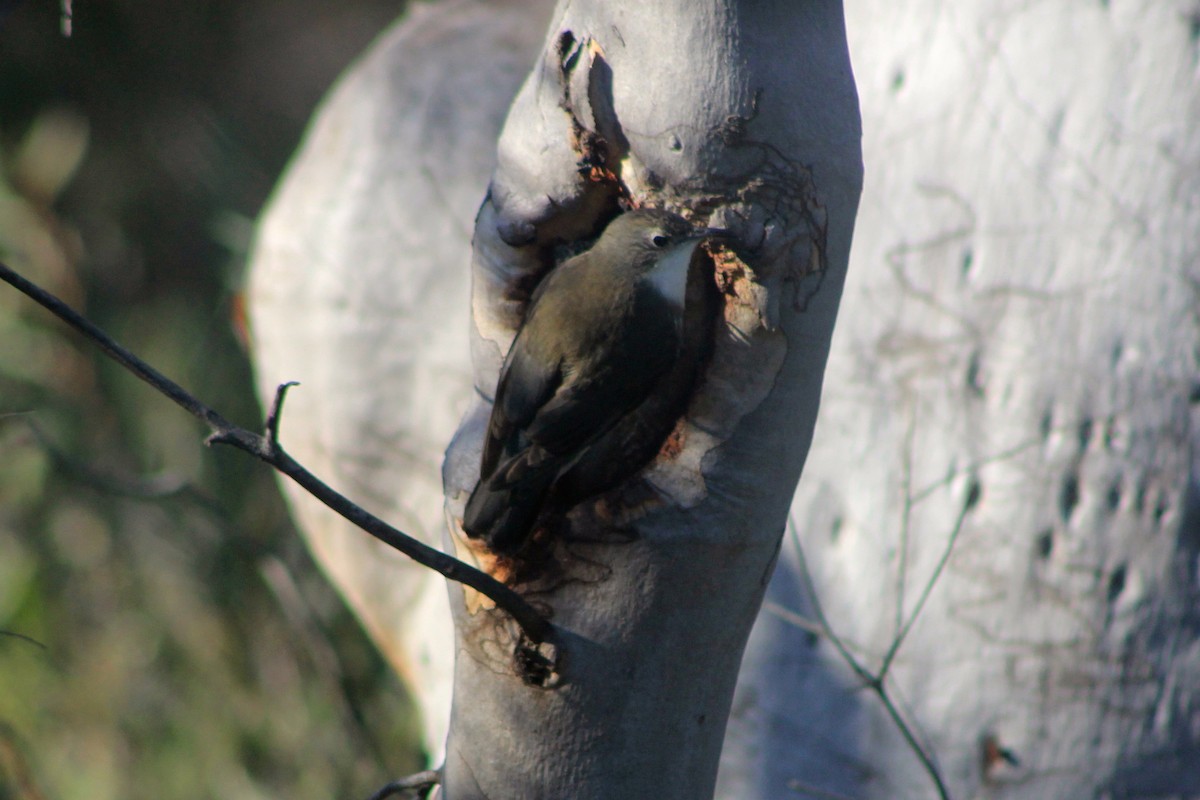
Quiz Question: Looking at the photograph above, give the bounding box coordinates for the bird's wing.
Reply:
[528,346,678,466]
[483,285,679,489]
[480,339,562,478]
[485,363,663,493]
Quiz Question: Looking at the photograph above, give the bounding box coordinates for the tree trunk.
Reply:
[438,2,861,797]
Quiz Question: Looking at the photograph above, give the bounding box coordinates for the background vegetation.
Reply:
[0,2,426,797]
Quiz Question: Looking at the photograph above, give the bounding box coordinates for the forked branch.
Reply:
[0,259,550,644]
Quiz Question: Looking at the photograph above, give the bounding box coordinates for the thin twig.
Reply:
[908,435,1040,506]
[872,683,947,798]
[788,515,950,800]
[760,599,833,639]
[367,769,441,800]
[760,599,870,658]
[264,380,298,447]
[787,518,876,689]
[895,411,917,639]
[0,631,47,652]
[878,486,973,680]
[0,258,550,644]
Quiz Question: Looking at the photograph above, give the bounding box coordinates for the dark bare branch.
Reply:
[0,258,550,644]
[366,769,441,800]
[265,380,299,450]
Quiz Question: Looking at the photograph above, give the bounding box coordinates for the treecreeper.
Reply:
[463,208,725,557]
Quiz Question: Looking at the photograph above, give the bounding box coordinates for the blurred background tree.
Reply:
[0,2,427,798]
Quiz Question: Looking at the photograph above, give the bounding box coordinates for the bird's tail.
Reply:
[462,455,560,556]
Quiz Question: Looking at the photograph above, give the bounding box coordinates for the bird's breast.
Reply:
[644,240,702,311]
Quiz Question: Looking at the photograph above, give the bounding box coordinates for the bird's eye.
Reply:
[651,233,669,247]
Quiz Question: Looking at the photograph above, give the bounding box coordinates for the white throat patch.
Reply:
[646,239,701,309]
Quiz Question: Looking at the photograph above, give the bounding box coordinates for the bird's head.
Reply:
[592,209,729,308]
[592,209,727,264]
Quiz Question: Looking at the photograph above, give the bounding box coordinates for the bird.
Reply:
[462,208,723,557]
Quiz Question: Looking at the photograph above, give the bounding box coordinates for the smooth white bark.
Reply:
[722,2,1200,797]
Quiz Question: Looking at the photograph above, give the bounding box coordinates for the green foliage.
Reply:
[0,2,423,797]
